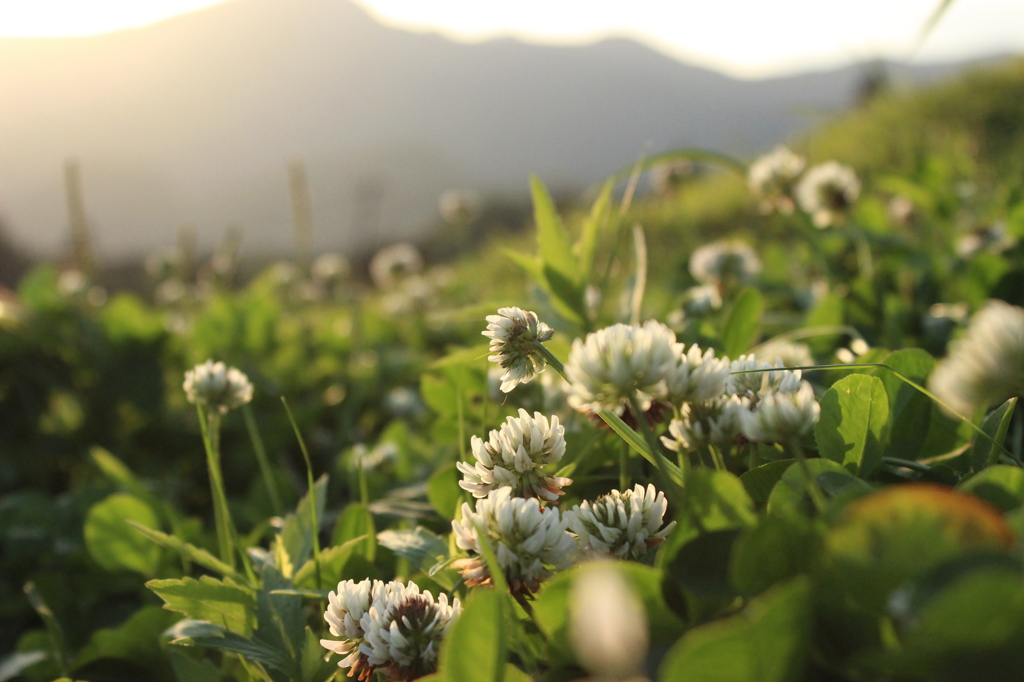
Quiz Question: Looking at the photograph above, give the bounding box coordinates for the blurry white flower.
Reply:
[154,279,189,307]
[887,195,917,227]
[664,344,730,405]
[922,302,969,341]
[795,161,861,228]
[748,146,806,214]
[570,563,649,679]
[835,348,856,364]
[370,243,424,290]
[955,223,1016,259]
[483,307,554,393]
[755,339,815,369]
[929,300,1024,417]
[452,488,576,596]
[145,248,182,281]
[458,409,571,501]
[57,269,88,297]
[350,442,398,471]
[385,387,423,419]
[682,284,723,315]
[740,376,819,443]
[662,394,750,451]
[311,252,351,283]
[321,578,460,682]
[689,240,762,288]
[438,190,481,224]
[566,321,678,414]
[565,484,676,559]
[183,360,254,414]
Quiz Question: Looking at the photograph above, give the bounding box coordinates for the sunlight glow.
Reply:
[0,0,228,37]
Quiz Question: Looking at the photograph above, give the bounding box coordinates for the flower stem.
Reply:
[630,396,685,506]
[197,405,236,570]
[708,444,727,472]
[788,438,826,513]
[242,403,283,516]
[281,397,323,591]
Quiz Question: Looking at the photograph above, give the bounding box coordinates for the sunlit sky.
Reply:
[1,0,1022,77]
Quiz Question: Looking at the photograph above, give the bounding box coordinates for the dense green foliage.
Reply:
[4,59,1024,682]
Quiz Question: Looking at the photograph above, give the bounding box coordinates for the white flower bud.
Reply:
[795,161,861,228]
[564,484,676,559]
[483,307,554,393]
[183,360,253,414]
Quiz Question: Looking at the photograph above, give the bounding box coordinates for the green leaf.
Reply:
[127,521,246,582]
[147,576,256,636]
[575,179,613,282]
[803,294,844,356]
[669,529,743,599]
[658,578,811,682]
[438,589,506,682]
[503,249,545,283]
[958,465,1024,511]
[683,468,757,531]
[330,502,376,561]
[293,536,368,589]
[970,398,1018,472]
[766,459,862,516]
[542,263,587,326]
[377,527,449,575]
[427,463,463,520]
[280,475,328,572]
[252,558,304,673]
[300,626,338,682]
[166,620,293,675]
[167,648,221,682]
[721,288,764,359]
[84,493,162,576]
[730,515,821,596]
[23,582,70,675]
[74,606,179,670]
[814,374,889,477]
[531,175,579,286]
[740,460,796,505]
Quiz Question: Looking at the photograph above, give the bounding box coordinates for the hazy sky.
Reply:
[0,0,1021,77]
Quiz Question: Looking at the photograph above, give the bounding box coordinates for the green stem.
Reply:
[789,438,826,513]
[881,456,933,474]
[708,444,727,472]
[281,397,322,591]
[851,224,875,282]
[619,442,629,490]
[242,403,283,516]
[630,396,685,506]
[197,405,236,570]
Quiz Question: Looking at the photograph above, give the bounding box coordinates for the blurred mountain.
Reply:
[0,0,1001,259]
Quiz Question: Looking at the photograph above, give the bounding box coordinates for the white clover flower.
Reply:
[570,564,648,679]
[483,307,555,393]
[689,240,762,288]
[183,360,254,414]
[661,394,750,452]
[565,484,677,560]
[682,284,723,315]
[311,252,350,283]
[664,343,730,405]
[458,409,571,501]
[748,145,806,214]
[370,242,424,290]
[321,579,461,682]
[727,355,787,398]
[740,377,819,443]
[650,159,698,195]
[452,488,576,596]
[566,321,679,414]
[754,339,815,369]
[929,300,1024,417]
[795,161,861,228]
[438,189,481,224]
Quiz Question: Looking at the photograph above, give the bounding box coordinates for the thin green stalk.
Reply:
[619,442,629,490]
[242,403,283,516]
[629,396,685,507]
[788,438,826,513]
[196,405,236,570]
[881,456,933,474]
[851,224,875,281]
[708,444,727,472]
[456,375,466,461]
[281,397,322,591]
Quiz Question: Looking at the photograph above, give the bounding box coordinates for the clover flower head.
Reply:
[665,343,730,405]
[565,484,676,560]
[661,393,750,452]
[748,146,806,214]
[689,240,762,288]
[740,377,819,443]
[727,355,787,398]
[458,409,571,501]
[452,488,576,596]
[183,360,254,414]
[929,300,1024,417]
[795,161,861,228]
[483,307,554,393]
[370,243,424,290]
[438,190,481,224]
[321,579,460,682]
[566,321,679,415]
[311,252,351,284]
[651,159,698,194]
[682,284,723,315]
